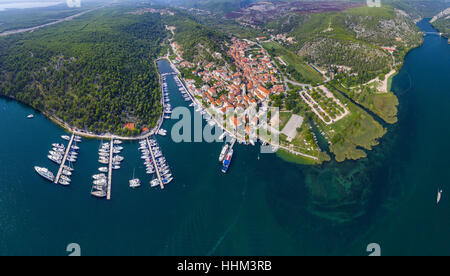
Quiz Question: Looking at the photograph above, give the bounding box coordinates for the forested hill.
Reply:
[433,18,450,38]
[431,8,450,38]
[0,6,167,136]
[267,5,422,83]
[165,11,231,64]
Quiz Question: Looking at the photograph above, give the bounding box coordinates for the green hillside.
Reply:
[0,5,166,136]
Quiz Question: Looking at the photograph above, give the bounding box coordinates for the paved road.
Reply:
[0,6,103,37]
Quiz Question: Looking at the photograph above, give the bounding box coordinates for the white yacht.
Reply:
[219,144,229,162]
[34,166,55,182]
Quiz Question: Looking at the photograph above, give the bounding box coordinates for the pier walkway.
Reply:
[146,137,164,190]
[54,134,75,184]
[107,137,113,200]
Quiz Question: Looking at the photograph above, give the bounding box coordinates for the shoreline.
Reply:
[0,57,167,141]
[164,56,321,163]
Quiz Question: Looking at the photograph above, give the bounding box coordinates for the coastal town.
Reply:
[169,35,350,162]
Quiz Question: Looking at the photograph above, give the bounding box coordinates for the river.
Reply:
[0,19,448,256]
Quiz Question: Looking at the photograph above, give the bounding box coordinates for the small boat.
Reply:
[93,179,107,185]
[91,190,106,198]
[162,173,172,179]
[61,135,71,141]
[62,170,72,176]
[150,179,160,187]
[52,143,65,148]
[98,159,109,165]
[113,140,122,145]
[27,114,34,119]
[63,165,74,172]
[59,179,70,186]
[92,174,106,180]
[437,189,443,204]
[49,151,62,157]
[113,156,124,161]
[129,169,141,188]
[48,155,62,165]
[67,157,77,163]
[60,175,71,182]
[112,165,120,170]
[98,167,108,173]
[162,177,173,185]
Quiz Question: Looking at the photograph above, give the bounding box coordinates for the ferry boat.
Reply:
[219,144,229,162]
[221,149,234,173]
[34,166,55,182]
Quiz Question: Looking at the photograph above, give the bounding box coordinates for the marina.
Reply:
[54,134,79,185]
[0,18,449,256]
[146,137,164,189]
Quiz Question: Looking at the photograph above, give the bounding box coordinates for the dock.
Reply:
[146,137,164,190]
[107,137,113,200]
[54,134,75,184]
[230,138,236,149]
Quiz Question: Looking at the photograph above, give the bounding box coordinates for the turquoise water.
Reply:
[0,19,449,255]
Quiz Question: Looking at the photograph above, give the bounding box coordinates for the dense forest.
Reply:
[165,11,231,64]
[0,6,166,136]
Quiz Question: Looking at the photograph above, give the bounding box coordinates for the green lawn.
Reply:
[262,41,324,84]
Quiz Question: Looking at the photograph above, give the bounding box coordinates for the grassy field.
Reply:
[312,86,387,162]
[262,41,324,84]
[332,82,399,124]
